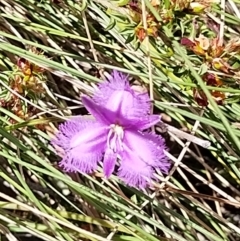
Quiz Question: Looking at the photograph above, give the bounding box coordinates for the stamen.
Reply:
[107,124,124,153]
[107,128,114,148]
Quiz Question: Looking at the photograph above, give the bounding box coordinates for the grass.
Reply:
[0,0,240,240]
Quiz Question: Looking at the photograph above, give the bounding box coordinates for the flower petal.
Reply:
[107,89,135,120]
[59,151,102,173]
[103,148,117,177]
[82,96,115,124]
[51,116,96,150]
[117,130,170,188]
[123,130,170,172]
[82,95,148,129]
[69,122,107,151]
[93,70,130,106]
[118,147,154,189]
[93,71,151,119]
[130,114,160,130]
[52,117,108,173]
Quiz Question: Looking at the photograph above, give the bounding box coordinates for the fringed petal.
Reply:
[118,147,154,189]
[51,116,108,174]
[51,116,96,150]
[117,130,170,189]
[92,71,151,120]
[59,150,102,173]
[124,130,170,172]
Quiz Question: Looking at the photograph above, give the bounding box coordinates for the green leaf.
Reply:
[117,0,130,7]
[198,63,208,76]
[105,17,116,31]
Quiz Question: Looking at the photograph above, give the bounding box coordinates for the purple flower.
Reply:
[52,71,170,189]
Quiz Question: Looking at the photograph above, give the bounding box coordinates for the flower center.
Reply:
[107,124,124,153]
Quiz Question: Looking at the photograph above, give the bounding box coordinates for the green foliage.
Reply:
[0,0,239,241]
